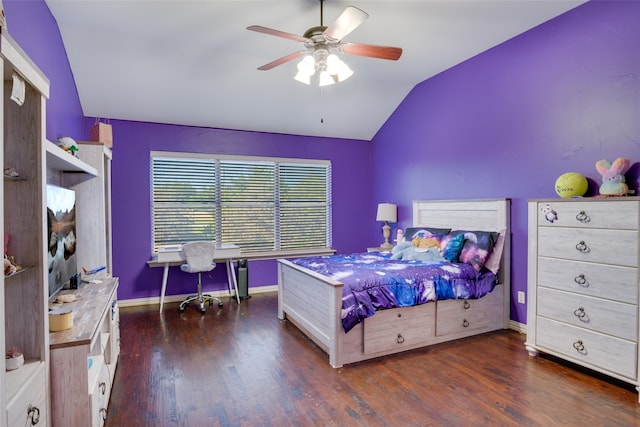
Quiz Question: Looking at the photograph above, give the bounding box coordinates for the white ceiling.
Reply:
[44,0,586,141]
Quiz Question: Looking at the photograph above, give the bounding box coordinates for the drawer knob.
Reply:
[100,381,107,395]
[462,319,470,328]
[27,405,40,425]
[574,274,589,287]
[573,340,587,354]
[575,211,590,223]
[463,300,471,309]
[575,241,590,253]
[100,408,108,420]
[573,307,589,322]
[396,333,405,344]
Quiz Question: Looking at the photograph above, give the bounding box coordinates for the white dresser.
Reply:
[525,198,640,401]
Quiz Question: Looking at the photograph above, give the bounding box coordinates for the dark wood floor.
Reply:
[105,292,640,427]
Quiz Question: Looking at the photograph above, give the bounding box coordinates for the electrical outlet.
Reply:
[517,291,526,304]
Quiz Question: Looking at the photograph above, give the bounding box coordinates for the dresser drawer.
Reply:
[537,257,638,303]
[364,303,435,354]
[537,200,639,230]
[537,287,637,341]
[536,317,637,380]
[89,356,110,427]
[7,362,48,427]
[435,289,504,336]
[538,227,638,267]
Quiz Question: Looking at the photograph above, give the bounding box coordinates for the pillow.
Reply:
[484,228,506,274]
[450,230,500,271]
[437,233,465,262]
[404,227,451,241]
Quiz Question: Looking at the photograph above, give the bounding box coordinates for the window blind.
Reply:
[151,153,331,255]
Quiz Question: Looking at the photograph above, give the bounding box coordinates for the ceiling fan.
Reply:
[247,0,402,85]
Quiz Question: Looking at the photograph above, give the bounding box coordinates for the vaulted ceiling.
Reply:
[45,0,586,140]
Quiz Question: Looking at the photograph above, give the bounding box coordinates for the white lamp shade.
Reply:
[376,203,397,223]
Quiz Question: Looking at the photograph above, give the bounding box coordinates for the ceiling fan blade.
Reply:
[257,51,307,71]
[323,6,369,42]
[339,43,403,61]
[247,25,309,43]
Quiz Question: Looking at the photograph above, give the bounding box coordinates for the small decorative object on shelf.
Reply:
[5,346,24,371]
[56,136,79,158]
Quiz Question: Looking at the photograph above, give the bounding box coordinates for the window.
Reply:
[151,152,332,257]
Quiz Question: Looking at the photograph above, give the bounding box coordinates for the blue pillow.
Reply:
[438,233,465,262]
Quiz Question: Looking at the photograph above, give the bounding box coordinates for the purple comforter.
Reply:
[291,252,498,333]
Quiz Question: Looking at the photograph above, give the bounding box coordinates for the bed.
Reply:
[277,199,511,367]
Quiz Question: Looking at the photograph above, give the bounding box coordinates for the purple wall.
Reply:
[3,0,85,142]
[372,1,640,323]
[100,119,372,300]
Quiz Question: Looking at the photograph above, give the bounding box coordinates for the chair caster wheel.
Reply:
[218,302,224,307]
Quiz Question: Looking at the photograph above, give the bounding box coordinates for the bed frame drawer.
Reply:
[435,290,503,337]
[363,303,435,355]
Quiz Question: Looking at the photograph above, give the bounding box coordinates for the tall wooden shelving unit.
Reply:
[1,32,51,427]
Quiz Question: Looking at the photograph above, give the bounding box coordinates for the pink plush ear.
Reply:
[595,159,611,176]
[610,157,631,174]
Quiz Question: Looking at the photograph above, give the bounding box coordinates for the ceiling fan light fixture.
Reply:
[318,70,336,87]
[297,55,316,76]
[294,71,312,85]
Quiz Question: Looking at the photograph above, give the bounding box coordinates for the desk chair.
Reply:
[178,241,223,313]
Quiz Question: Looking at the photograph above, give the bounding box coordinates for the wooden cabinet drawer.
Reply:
[538,257,638,303]
[537,287,637,341]
[538,227,638,267]
[536,317,637,380]
[436,289,504,336]
[7,363,48,427]
[363,303,435,354]
[537,200,639,230]
[89,356,110,427]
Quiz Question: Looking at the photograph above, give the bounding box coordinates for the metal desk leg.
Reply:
[159,262,170,313]
[226,259,240,304]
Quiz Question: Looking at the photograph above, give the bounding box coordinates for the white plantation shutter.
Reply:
[151,153,331,255]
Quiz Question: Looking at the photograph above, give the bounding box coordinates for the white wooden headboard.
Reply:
[412,199,511,324]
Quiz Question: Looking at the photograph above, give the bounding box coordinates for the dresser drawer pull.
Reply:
[462,319,470,328]
[100,407,108,420]
[100,381,107,394]
[572,340,587,354]
[574,274,589,287]
[575,211,590,223]
[575,241,590,253]
[27,404,41,425]
[463,300,470,309]
[573,307,590,322]
[396,333,405,344]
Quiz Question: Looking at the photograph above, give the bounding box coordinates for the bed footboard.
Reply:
[278,259,345,367]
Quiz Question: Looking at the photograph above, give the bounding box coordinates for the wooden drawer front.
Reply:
[538,227,638,267]
[363,303,435,354]
[435,291,502,336]
[537,201,639,230]
[537,287,637,341]
[7,363,48,427]
[536,317,637,379]
[90,360,110,427]
[537,257,638,303]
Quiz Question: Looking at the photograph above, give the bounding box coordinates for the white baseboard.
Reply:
[118,285,279,308]
[509,320,526,334]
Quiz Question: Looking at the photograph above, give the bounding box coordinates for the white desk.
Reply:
[148,243,242,312]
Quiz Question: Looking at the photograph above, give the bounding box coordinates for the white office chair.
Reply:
[178,241,223,313]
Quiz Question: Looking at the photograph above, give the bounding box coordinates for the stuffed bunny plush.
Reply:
[595,157,630,196]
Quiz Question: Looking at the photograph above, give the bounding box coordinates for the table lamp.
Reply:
[376,203,397,250]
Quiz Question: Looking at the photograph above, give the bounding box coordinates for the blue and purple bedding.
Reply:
[291,252,498,333]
